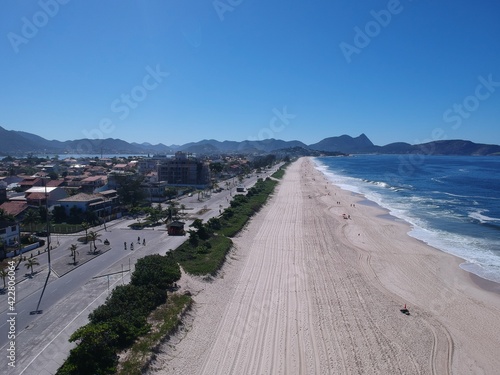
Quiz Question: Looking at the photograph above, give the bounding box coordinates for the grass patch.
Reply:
[174,235,233,276]
[218,178,278,237]
[271,163,290,179]
[117,293,192,375]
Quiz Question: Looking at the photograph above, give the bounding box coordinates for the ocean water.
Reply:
[314,155,500,283]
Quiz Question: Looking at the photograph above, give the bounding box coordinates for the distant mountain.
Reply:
[0,126,172,155]
[0,125,499,157]
[178,138,308,153]
[131,142,173,154]
[409,140,500,156]
[0,127,39,153]
[308,134,374,154]
[273,146,348,157]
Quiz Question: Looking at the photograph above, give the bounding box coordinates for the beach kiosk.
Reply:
[167,221,186,236]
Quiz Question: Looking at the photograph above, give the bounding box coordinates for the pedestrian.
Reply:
[143,238,146,245]
[131,243,134,251]
[124,242,127,250]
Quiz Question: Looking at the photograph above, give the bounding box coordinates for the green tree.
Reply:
[131,254,181,290]
[166,201,179,223]
[69,244,79,265]
[52,206,67,223]
[165,187,178,200]
[209,162,224,175]
[57,323,119,375]
[0,208,15,222]
[88,284,166,349]
[146,206,161,225]
[114,174,145,207]
[207,217,222,231]
[80,222,90,243]
[190,219,211,240]
[87,231,102,254]
[25,257,40,276]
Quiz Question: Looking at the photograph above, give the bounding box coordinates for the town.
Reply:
[0,151,281,261]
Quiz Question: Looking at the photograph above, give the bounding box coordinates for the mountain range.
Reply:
[0,126,499,157]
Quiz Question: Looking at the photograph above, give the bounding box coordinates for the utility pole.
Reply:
[31,170,51,315]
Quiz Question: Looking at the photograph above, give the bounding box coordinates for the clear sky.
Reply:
[1,0,499,147]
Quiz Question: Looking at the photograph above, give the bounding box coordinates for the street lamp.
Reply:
[30,169,51,315]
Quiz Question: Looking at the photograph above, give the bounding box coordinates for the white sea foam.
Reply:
[468,209,500,224]
[313,157,500,284]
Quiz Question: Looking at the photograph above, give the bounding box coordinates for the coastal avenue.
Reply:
[0,167,278,375]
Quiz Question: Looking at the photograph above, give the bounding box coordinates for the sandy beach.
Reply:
[147,158,500,375]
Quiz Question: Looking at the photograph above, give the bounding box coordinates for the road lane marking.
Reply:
[18,275,124,375]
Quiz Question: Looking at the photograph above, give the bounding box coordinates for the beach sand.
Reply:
[147,158,500,374]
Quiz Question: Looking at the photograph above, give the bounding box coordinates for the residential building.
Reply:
[80,176,107,193]
[24,186,68,207]
[18,176,43,191]
[157,152,210,188]
[0,220,19,247]
[57,190,119,219]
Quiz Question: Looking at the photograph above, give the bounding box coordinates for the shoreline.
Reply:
[148,157,500,374]
[311,156,500,289]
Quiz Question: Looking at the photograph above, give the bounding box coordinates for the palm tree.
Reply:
[25,257,40,276]
[0,269,7,289]
[81,221,90,243]
[0,208,15,223]
[22,209,40,235]
[69,244,79,265]
[87,231,102,254]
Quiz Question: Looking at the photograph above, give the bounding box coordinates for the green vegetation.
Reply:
[56,254,181,375]
[117,294,192,375]
[171,177,279,275]
[219,178,278,237]
[271,163,290,179]
[174,235,233,275]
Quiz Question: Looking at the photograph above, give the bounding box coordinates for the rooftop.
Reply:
[59,193,103,203]
[0,201,29,217]
[25,187,59,194]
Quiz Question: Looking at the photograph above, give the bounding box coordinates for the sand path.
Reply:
[148,158,500,374]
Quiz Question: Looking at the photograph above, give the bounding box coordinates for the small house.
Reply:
[167,221,185,236]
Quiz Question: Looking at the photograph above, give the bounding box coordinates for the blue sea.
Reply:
[314,155,500,283]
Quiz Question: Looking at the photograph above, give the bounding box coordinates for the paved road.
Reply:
[0,166,282,374]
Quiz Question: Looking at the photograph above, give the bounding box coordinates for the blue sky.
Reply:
[1,0,500,147]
